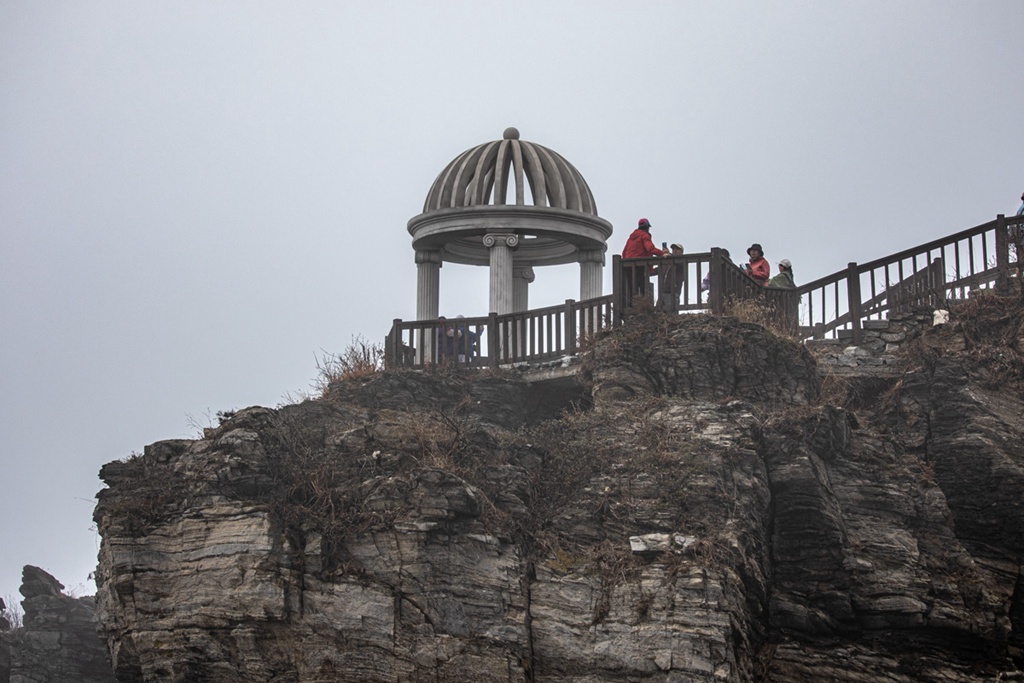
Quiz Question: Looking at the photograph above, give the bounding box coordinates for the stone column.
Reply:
[579,248,605,301]
[484,233,517,315]
[512,266,536,312]
[415,249,442,321]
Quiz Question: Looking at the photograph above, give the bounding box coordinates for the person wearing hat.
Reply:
[657,243,686,312]
[745,243,770,285]
[766,258,796,289]
[621,218,665,305]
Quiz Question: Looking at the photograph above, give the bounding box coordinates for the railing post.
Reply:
[847,262,862,344]
[995,213,1009,294]
[709,248,724,315]
[565,299,577,356]
[386,318,402,369]
[782,290,798,335]
[611,255,623,326]
[929,256,945,308]
[487,312,499,368]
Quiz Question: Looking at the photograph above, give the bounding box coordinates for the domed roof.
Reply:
[422,127,599,216]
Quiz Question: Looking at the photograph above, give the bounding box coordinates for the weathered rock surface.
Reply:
[6,565,115,683]
[0,599,10,683]
[93,311,1024,681]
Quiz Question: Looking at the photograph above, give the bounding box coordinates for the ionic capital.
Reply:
[415,249,442,265]
[483,233,519,249]
[578,248,605,265]
[513,266,536,283]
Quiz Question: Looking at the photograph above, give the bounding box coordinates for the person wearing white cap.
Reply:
[766,259,795,288]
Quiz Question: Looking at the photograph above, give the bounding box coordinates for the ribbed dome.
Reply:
[422,128,598,216]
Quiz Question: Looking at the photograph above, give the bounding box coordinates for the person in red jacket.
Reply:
[622,218,664,259]
[621,218,665,306]
[745,243,771,285]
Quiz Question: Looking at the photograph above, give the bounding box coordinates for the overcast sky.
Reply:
[1,1,1022,598]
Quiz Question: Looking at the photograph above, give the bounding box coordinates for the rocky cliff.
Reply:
[4,566,115,683]
[93,305,1024,682]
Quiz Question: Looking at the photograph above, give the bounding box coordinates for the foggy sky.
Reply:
[1,0,1022,597]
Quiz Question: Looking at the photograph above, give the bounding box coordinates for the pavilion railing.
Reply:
[386,295,613,369]
[385,214,1023,367]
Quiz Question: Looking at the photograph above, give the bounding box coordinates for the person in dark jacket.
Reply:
[621,218,665,305]
[436,316,459,363]
[766,258,795,288]
[657,243,686,312]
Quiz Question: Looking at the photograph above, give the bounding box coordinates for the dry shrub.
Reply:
[267,355,768,581]
[309,336,385,397]
[817,366,852,408]
[902,294,1024,394]
[1,595,22,630]
[260,413,399,573]
[262,394,522,573]
[588,539,642,624]
[407,400,474,470]
[722,295,799,340]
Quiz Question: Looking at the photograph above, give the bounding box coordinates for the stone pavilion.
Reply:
[407,127,613,321]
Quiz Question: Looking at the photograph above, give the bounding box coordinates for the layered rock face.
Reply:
[0,600,10,683]
[5,566,115,683]
[93,312,1024,681]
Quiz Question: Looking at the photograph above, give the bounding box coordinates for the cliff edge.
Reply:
[93,305,1024,682]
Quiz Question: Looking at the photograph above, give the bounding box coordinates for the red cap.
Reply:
[638,218,651,228]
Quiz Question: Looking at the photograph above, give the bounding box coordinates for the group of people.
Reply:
[621,218,687,310]
[741,242,795,289]
[436,315,477,363]
[621,217,796,309]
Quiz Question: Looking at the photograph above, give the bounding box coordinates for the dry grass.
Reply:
[902,294,1024,394]
[306,336,385,398]
[817,367,853,408]
[721,295,800,341]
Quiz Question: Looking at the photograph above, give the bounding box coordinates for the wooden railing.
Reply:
[798,213,1023,342]
[385,214,1023,367]
[612,249,799,332]
[386,296,613,369]
[611,252,714,323]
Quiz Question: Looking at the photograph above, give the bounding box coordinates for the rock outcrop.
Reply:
[6,566,114,683]
[93,309,1024,681]
[0,599,10,683]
